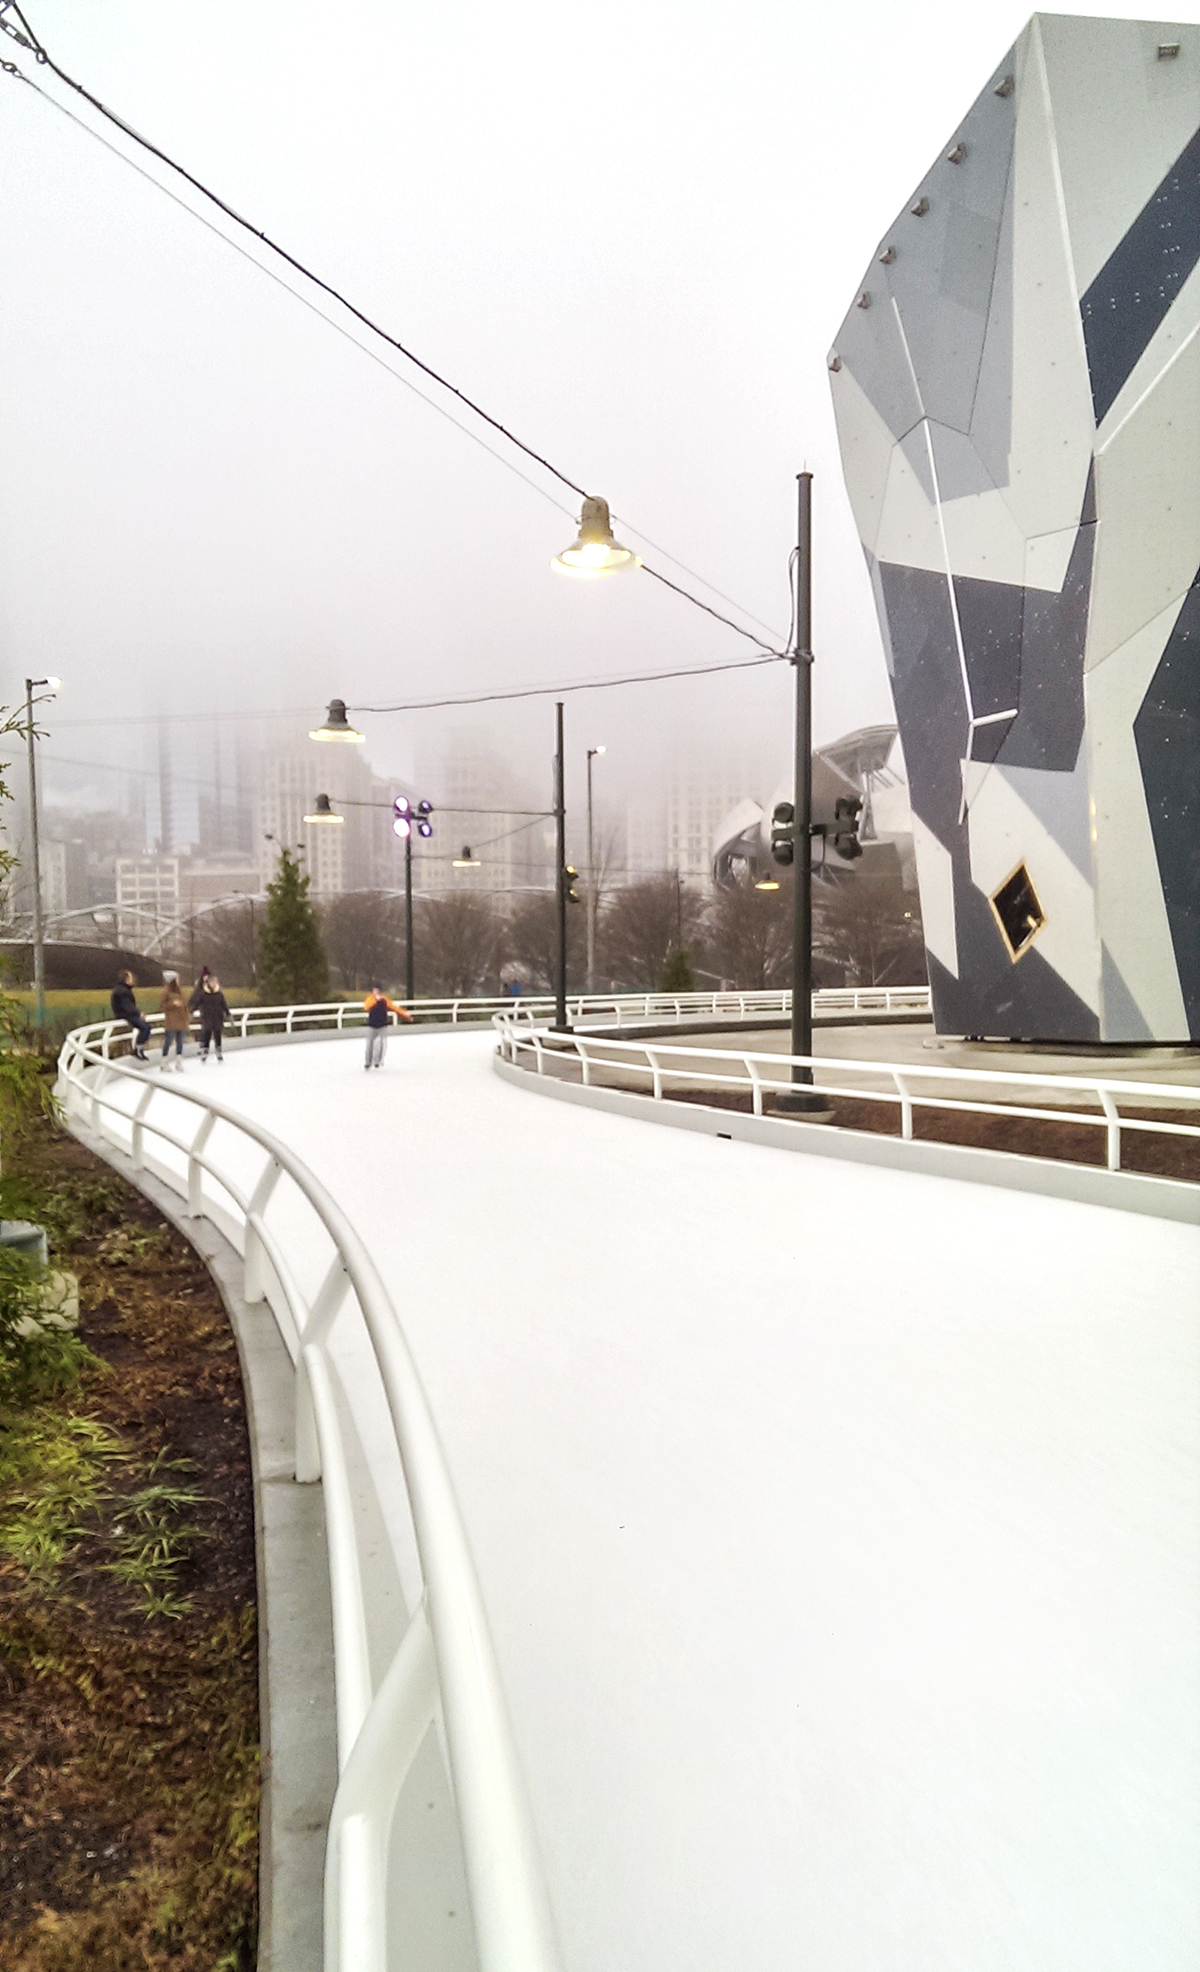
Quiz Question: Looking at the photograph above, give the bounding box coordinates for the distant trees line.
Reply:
[196,847,926,1003]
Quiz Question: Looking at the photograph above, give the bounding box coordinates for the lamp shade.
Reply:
[552,497,641,577]
[304,793,343,824]
[309,699,365,742]
[452,846,481,868]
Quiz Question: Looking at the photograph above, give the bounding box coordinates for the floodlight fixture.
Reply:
[453,846,481,868]
[304,793,343,824]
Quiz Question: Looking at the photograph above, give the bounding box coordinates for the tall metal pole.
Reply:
[24,679,45,1034]
[554,701,568,1030]
[789,473,815,1091]
[404,828,415,1003]
[586,748,597,996]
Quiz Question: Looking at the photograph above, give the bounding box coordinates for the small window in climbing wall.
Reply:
[989,861,1047,961]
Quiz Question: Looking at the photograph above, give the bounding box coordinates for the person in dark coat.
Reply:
[110,970,151,1059]
[197,976,230,1063]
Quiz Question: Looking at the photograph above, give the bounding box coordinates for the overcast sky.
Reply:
[2,0,1195,815]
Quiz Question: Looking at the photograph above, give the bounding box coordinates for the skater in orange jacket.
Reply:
[362,985,414,1069]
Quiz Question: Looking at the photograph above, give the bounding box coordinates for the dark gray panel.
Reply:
[863,550,896,678]
[997,492,1095,772]
[1100,946,1155,1043]
[877,562,968,844]
[1081,121,1200,425]
[1134,570,1200,1037]
[953,572,1024,724]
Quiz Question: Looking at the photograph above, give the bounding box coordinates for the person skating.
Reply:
[362,984,413,1068]
[188,965,211,1016]
[110,970,151,1060]
[158,971,190,1071]
[197,975,230,1062]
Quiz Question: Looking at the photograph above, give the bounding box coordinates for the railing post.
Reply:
[532,1034,545,1077]
[748,1057,763,1117]
[295,1351,321,1483]
[1098,1087,1122,1171]
[579,1046,591,1087]
[130,1083,154,1169]
[243,1160,283,1301]
[893,1071,913,1141]
[187,1112,217,1216]
[647,1047,662,1100]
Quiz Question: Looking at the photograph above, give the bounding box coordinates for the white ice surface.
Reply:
[160,1032,1200,1972]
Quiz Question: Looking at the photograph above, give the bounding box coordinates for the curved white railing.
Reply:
[492,1011,1200,1178]
[76,982,932,1058]
[56,1026,561,1972]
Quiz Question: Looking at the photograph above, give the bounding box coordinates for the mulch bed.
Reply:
[0,1117,259,1970]
[653,1087,1200,1184]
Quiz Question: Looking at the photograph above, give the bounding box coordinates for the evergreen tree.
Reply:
[660,944,697,993]
[256,849,330,1005]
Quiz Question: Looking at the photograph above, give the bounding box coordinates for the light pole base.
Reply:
[775,1087,835,1121]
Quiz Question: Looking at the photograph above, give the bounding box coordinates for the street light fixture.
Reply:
[303,794,344,823]
[309,699,365,743]
[453,846,480,868]
[551,497,641,577]
[23,674,61,1034]
[586,744,606,994]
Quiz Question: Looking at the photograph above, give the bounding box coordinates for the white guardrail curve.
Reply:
[56,1016,563,1972]
[490,1011,1200,1179]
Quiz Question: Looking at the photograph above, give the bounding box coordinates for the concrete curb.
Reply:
[61,1116,336,1972]
[493,1055,1200,1226]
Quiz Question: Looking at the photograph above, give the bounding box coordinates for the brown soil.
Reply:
[0,1116,259,1969]
[658,1088,1200,1183]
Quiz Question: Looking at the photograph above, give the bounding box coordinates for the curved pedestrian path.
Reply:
[189,1028,1198,1972]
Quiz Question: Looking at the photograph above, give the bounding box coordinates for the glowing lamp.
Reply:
[551,496,640,577]
[304,793,343,824]
[309,698,365,743]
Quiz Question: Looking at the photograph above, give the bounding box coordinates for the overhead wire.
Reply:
[2,8,785,650]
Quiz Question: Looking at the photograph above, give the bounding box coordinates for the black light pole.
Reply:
[554,700,568,1031]
[780,471,829,1113]
[404,827,415,1002]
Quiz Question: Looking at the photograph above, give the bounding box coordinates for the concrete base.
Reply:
[62,1116,336,1972]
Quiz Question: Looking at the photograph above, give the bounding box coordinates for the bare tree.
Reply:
[504,890,584,991]
[703,880,792,989]
[597,875,706,991]
[322,890,405,992]
[413,892,504,998]
[812,850,926,987]
[187,899,259,988]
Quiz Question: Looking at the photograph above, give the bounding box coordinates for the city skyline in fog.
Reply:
[3,1,1193,821]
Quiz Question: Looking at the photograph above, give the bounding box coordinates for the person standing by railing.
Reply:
[158,972,190,1072]
[196,976,230,1063]
[110,969,151,1060]
[363,984,414,1069]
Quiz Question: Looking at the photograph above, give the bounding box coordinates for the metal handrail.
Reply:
[490,1012,1200,1177]
[55,1025,562,1972]
[73,982,933,1059]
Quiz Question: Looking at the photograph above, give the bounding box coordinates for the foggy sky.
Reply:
[3,0,1193,821]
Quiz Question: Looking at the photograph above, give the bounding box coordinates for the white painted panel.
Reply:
[828,363,897,559]
[1085,600,1190,1039]
[1025,524,1079,595]
[1038,16,1200,295]
[910,814,958,977]
[966,771,1100,1014]
[874,424,1029,585]
[875,425,947,576]
[1000,25,1096,546]
[1088,322,1200,670]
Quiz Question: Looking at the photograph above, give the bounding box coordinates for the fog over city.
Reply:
[2,0,1188,846]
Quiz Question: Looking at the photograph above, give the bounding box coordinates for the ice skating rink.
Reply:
[145,1030,1200,1970]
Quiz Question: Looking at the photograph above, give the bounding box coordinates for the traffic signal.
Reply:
[770,801,795,867]
[392,797,411,841]
[563,864,582,902]
[831,795,864,860]
[416,799,434,839]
